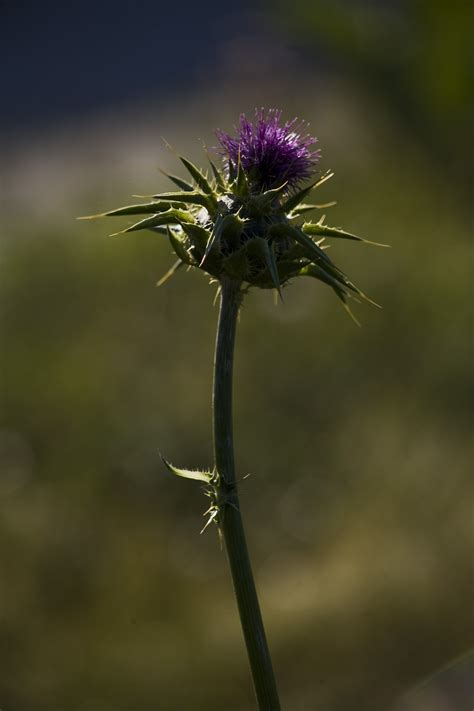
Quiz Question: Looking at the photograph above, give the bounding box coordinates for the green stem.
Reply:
[213,277,282,711]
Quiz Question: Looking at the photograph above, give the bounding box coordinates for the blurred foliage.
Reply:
[1,1,473,710]
[271,0,474,186]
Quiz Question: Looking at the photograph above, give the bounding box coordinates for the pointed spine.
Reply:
[156,259,184,287]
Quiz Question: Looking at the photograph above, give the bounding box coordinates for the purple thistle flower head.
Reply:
[216,108,321,192]
[88,110,382,315]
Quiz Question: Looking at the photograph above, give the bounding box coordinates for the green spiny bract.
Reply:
[80,138,388,319]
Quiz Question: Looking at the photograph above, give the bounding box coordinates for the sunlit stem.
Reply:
[213,277,282,711]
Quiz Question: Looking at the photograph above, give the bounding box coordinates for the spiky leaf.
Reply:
[299,262,350,293]
[290,201,337,216]
[279,172,334,214]
[161,171,195,192]
[268,223,332,267]
[233,152,250,198]
[248,182,288,214]
[109,209,193,235]
[167,227,195,265]
[152,191,214,210]
[200,212,229,265]
[303,221,390,247]
[160,454,212,483]
[78,201,175,219]
[180,222,210,255]
[208,158,226,190]
[251,239,283,300]
[274,259,308,281]
[179,156,213,194]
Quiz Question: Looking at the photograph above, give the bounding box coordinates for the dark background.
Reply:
[1,1,473,709]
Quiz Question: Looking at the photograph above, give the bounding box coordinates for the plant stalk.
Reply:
[213,277,282,711]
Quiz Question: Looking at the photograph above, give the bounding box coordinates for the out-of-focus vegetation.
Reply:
[0,2,472,710]
[272,0,473,185]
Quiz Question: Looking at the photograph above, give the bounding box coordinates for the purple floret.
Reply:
[216,108,320,192]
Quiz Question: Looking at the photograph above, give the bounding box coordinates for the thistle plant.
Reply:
[81,108,386,710]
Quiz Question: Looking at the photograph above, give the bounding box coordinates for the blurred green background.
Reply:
[1,1,473,709]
